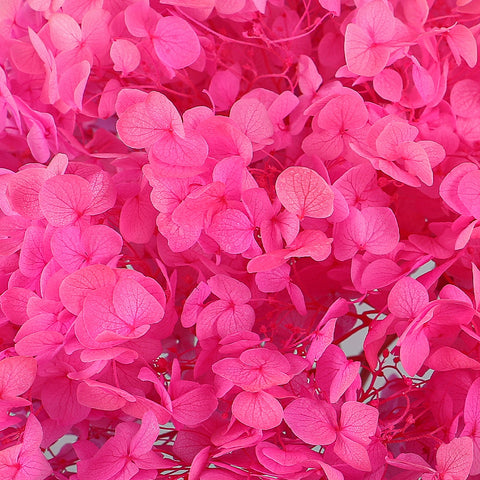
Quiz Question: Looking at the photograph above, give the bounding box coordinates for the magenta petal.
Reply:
[284,398,337,445]
[232,391,283,430]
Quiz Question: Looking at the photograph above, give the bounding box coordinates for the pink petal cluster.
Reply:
[0,0,480,479]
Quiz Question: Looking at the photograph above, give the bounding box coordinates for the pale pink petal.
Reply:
[362,207,399,255]
[439,163,476,215]
[340,401,378,444]
[48,13,81,51]
[207,274,251,304]
[330,360,360,404]
[284,230,332,262]
[240,347,290,372]
[120,188,157,244]
[172,385,217,425]
[230,98,274,147]
[388,277,429,319]
[0,287,36,325]
[458,170,480,218]
[212,157,244,199]
[268,90,299,125]
[18,225,49,277]
[208,67,241,111]
[157,213,201,252]
[215,0,246,15]
[39,174,92,226]
[41,376,90,425]
[147,173,190,214]
[457,117,480,143]
[399,141,433,186]
[0,356,36,398]
[62,0,103,21]
[247,250,288,273]
[117,103,169,149]
[50,226,85,272]
[15,331,64,358]
[197,116,252,163]
[115,88,148,116]
[418,140,446,168]
[113,278,164,327]
[216,303,255,337]
[412,62,435,102]
[359,258,403,292]
[47,153,68,176]
[124,0,158,37]
[7,168,51,219]
[436,437,473,480]
[150,132,208,167]
[213,357,257,386]
[59,264,116,315]
[153,16,200,69]
[27,0,51,11]
[255,264,290,293]
[275,166,334,219]
[463,378,480,475]
[355,0,396,42]
[81,8,111,54]
[82,225,123,266]
[181,282,211,328]
[334,208,366,261]
[27,123,50,163]
[307,318,337,364]
[400,329,430,376]
[334,435,372,471]
[302,130,344,160]
[315,345,360,403]
[256,442,304,475]
[297,55,322,96]
[58,61,91,111]
[208,209,254,254]
[344,23,391,77]
[373,68,403,102]
[474,263,480,310]
[447,24,478,68]
[283,398,337,445]
[316,93,368,132]
[84,170,117,217]
[450,79,480,119]
[427,346,480,371]
[376,121,418,159]
[98,79,121,119]
[110,39,141,76]
[77,379,135,411]
[386,452,434,474]
[130,410,159,457]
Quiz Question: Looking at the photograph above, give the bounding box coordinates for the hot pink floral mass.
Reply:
[1,0,480,478]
